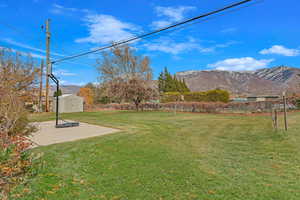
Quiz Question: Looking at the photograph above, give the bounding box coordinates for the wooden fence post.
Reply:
[271,108,278,131]
[283,92,288,131]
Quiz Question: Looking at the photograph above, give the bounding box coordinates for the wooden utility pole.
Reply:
[45,19,51,112]
[38,60,44,112]
[283,92,288,131]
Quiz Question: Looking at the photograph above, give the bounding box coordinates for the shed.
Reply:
[52,94,83,113]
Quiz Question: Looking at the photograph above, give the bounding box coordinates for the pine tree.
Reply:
[173,76,180,92]
[164,68,174,92]
[158,71,165,93]
[158,67,190,93]
[182,79,190,92]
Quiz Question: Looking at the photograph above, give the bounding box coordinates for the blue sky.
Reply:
[0,0,299,85]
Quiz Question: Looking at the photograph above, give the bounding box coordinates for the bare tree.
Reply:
[0,49,39,103]
[98,45,152,82]
[97,45,157,109]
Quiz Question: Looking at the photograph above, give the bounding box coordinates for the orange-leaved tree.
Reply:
[77,87,94,106]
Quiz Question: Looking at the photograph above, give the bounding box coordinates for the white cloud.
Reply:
[2,38,65,57]
[151,20,172,29]
[50,4,90,15]
[212,41,238,50]
[208,57,274,71]
[76,14,140,44]
[260,45,299,57]
[0,46,45,59]
[53,69,77,77]
[221,27,237,34]
[144,37,236,55]
[151,6,196,29]
[143,37,212,55]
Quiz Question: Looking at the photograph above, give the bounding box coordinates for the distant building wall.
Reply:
[52,94,83,113]
[247,96,279,102]
[231,98,248,102]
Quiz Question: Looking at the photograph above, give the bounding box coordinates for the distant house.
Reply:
[231,97,248,102]
[231,95,280,102]
[246,95,280,102]
[52,94,83,113]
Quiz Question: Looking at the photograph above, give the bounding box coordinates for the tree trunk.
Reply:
[135,102,139,111]
[134,99,141,111]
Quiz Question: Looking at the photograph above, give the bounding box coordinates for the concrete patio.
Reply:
[29,120,119,147]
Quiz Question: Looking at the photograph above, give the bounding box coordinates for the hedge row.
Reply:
[161,89,230,103]
[297,99,300,109]
[94,101,286,113]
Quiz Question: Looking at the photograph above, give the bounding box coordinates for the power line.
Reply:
[130,0,263,46]
[50,37,95,67]
[0,20,43,42]
[0,20,93,68]
[52,0,255,64]
[0,19,46,54]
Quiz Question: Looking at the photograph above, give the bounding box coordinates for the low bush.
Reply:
[161,89,230,103]
[0,92,41,200]
[98,96,111,104]
[95,100,283,113]
[184,92,208,102]
[160,92,182,103]
[296,99,300,109]
[0,135,42,200]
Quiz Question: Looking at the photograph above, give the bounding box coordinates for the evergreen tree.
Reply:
[158,71,165,93]
[164,68,174,92]
[53,89,62,97]
[173,76,180,92]
[158,67,190,93]
[182,79,190,92]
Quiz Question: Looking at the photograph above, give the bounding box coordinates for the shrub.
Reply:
[206,89,230,103]
[0,91,41,200]
[161,92,182,103]
[93,100,280,113]
[98,96,111,104]
[184,92,208,102]
[0,135,42,200]
[161,89,230,103]
[0,49,42,199]
[296,99,300,109]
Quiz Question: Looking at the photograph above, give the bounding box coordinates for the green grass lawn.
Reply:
[15,111,300,199]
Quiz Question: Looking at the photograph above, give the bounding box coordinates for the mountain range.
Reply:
[50,66,300,97]
[176,66,300,96]
[50,85,81,96]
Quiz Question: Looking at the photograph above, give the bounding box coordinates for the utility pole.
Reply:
[38,60,44,112]
[45,19,51,112]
